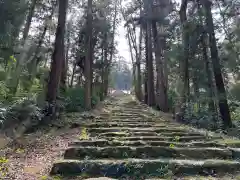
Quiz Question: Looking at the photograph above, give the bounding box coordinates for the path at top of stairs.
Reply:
[50,93,240,179]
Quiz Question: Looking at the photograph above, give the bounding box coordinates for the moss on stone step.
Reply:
[107,135,221,142]
[218,139,240,148]
[83,123,153,128]
[64,146,233,160]
[50,95,240,179]
[50,159,240,178]
[88,127,188,134]
[70,140,226,148]
[98,131,157,137]
[94,120,155,124]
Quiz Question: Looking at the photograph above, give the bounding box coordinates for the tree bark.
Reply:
[152,21,168,112]
[70,63,76,87]
[46,0,67,104]
[84,0,93,110]
[201,0,232,128]
[137,23,143,101]
[127,27,136,94]
[22,0,37,43]
[7,0,37,94]
[109,1,118,64]
[176,0,190,122]
[60,22,71,93]
[202,36,216,112]
[128,24,138,95]
[103,33,109,97]
[197,0,216,114]
[144,31,148,104]
[100,46,105,100]
[28,5,55,86]
[144,0,155,106]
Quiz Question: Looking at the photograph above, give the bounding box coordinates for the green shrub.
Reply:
[64,87,99,112]
[2,97,43,134]
[0,69,7,81]
[183,101,220,130]
[231,107,240,121]
[167,89,177,111]
[0,81,9,102]
[230,83,240,101]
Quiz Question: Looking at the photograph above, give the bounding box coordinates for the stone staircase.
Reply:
[50,94,240,179]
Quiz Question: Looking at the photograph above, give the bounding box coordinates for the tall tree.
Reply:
[176,0,190,121]
[201,0,232,128]
[104,0,118,97]
[197,0,216,113]
[84,0,93,110]
[143,0,155,106]
[152,22,168,112]
[46,0,68,105]
[22,0,37,44]
[136,14,143,101]
[28,3,56,87]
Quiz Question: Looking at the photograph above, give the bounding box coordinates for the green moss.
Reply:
[218,138,240,147]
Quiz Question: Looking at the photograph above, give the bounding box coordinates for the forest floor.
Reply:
[1,92,240,179]
[0,103,105,179]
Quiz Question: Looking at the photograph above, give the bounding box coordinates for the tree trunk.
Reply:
[177,0,190,122]
[192,68,200,111]
[100,46,105,101]
[103,33,109,97]
[136,23,143,101]
[60,22,71,93]
[144,0,155,106]
[201,0,232,128]
[22,0,37,43]
[7,0,37,95]
[70,63,76,87]
[46,0,67,104]
[28,5,55,86]
[202,37,216,112]
[197,0,216,115]
[152,21,168,112]
[127,27,136,94]
[104,1,118,96]
[163,37,169,94]
[128,25,138,96]
[144,31,148,104]
[84,0,93,110]
[109,1,118,64]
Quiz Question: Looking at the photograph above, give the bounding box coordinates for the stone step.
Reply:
[96,131,205,138]
[70,140,227,148]
[82,123,154,128]
[111,112,154,117]
[110,111,154,116]
[89,129,204,137]
[110,115,153,119]
[50,159,240,178]
[93,120,155,124]
[97,131,157,137]
[110,114,142,116]
[111,110,141,113]
[110,116,144,119]
[82,123,183,129]
[87,127,189,134]
[64,146,233,160]
[109,116,148,119]
[106,136,221,142]
[111,110,151,113]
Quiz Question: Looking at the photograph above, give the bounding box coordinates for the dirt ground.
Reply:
[0,98,107,180]
[0,126,83,180]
